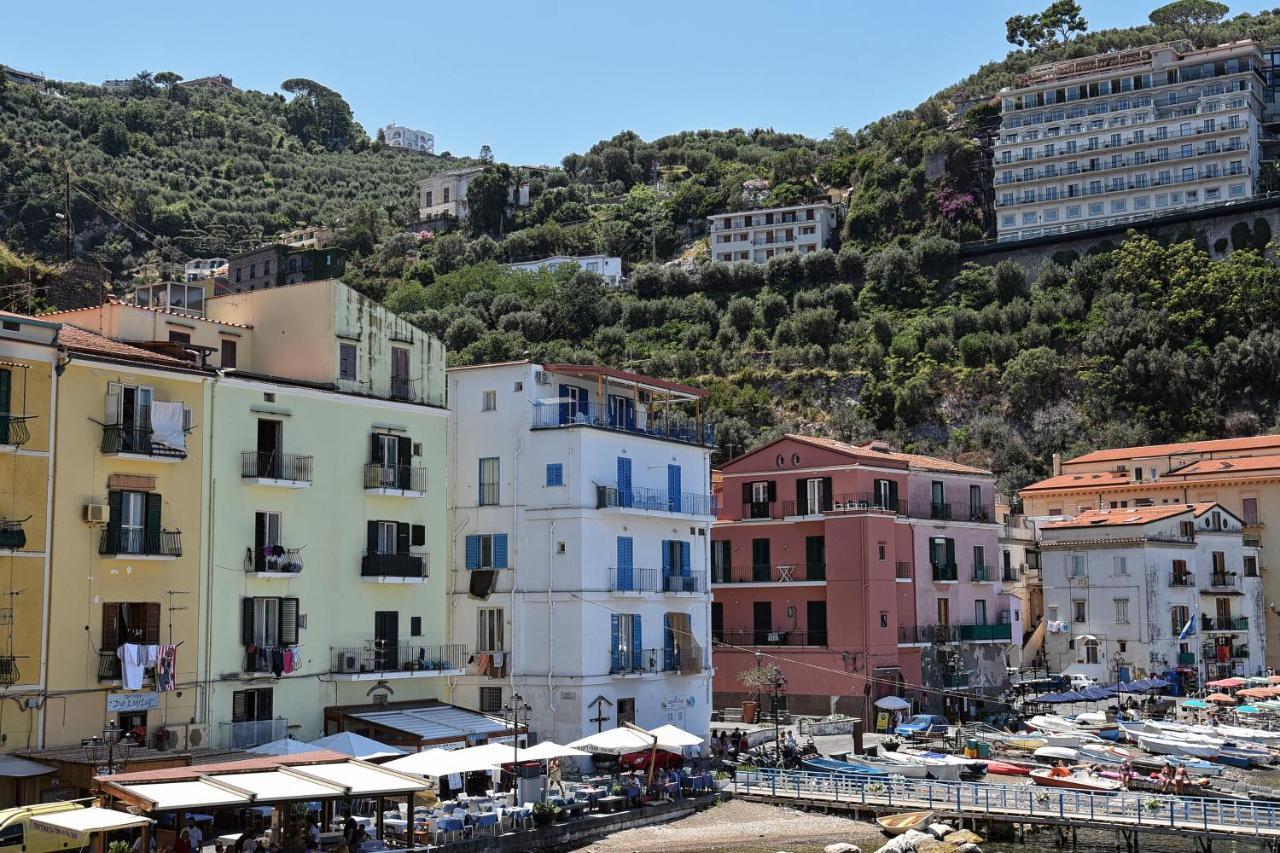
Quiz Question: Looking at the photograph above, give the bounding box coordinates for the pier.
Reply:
[731,769,1280,852]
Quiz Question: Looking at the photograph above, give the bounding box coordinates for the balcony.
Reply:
[929,502,952,521]
[972,564,994,582]
[931,562,958,582]
[711,563,827,584]
[531,401,715,448]
[101,424,187,460]
[98,650,123,681]
[246,545,304,578]
[99,529,182,559]
[0,519,26,551]
[1170,571,1195,587]
[896,562,912,580]
[360,551,428,582]
[718,628,827,647]
[330,643,467,680]
[944,673,971,689]
[782,493,906,517]
[390,377,414,401]
[610,567,660,593]
[743,500,780,520]
[0,414,33,448]
[898,623,1012,645]
[1205,616,1249,632]
[611,647,664,675]
[241,451,313,487]
[1002,566,1020,582]
[1243,512,1263,527]
[364,463,427,497]
[595,484,715,517]
[1205,572,1239,591]
[662,572,707,594]
[221,718,288,750]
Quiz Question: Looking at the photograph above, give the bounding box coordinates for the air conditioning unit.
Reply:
[84,503,109,524]
[170,723,208,750]
[534,370,550,385]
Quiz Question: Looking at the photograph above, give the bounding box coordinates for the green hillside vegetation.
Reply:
[7,1,1280,493]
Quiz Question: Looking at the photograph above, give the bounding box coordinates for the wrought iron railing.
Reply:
[711,564,825,583]
[0,519,26,550]
[360,551,428,579]
[610,567,660,593]
[662,572,707,593]
[241,451,313,483]
[596,484,715,516]
[896,562,913,580]
[0,414,33,447]
[363,463,428,492]
[101,423,186,458]
[898,623,1012,644]
[717,629,827,647]
[248,545,304,574]
[99,528,182,557]
[531,401,715,447]
[330,643,467,675]
[390,377,414,401]
[931,562,958,581]
[221,719,287,749]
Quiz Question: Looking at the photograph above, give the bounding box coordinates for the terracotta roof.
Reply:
[58,325,197,368]
[1042,501,1219,530]
[1066,434,1280,466]
[1020,470,1131,492]
[100,749,349,783]
[42,299,253,330]
[788,435,992,476]
[1164,453,1280,478]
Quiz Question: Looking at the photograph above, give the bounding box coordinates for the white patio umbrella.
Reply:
[874,696,911,711]
[568,726,656,755]
[383,748,501,777]
[648,724,703,752]
[519,741,591,761]
[308,732,405,761]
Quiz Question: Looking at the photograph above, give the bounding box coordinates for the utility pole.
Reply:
[63,162,73,261]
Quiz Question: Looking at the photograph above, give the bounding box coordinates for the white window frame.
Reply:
[482,390,497,412]
[477,608,504,652]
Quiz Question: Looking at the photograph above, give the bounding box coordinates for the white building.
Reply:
[1038,503,1264,691]
[505,255,623,288]
[277,226,332,250]
[382,124,435,155]
[994,39,1267,242]
[417,168,533,221]
[706,202,839,265]
[184,258,228,281]
[446,360,716,743]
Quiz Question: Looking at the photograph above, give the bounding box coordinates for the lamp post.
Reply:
[82,718,132,775]
[503,693,532,792]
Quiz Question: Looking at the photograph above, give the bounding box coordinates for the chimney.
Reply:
[1052,453,1062,476]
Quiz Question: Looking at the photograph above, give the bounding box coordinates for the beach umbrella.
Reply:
[1248,676,1270,685]
[568,726,657,755]
[248,737,318,756]
[519,741,591,762]
[1268,675,1280,684]
[648,724,704,752]
[1237,705,1260,714]
[1205,677,1247,688]
[1180,699,1208,709]
[874,696,912,711]
[1236,688,1269,698]
[1205,693,1237,704]
[1145,678,1171,690]
[308,732,405,760]
[1079,686,1115,701]
[384,748,501,777]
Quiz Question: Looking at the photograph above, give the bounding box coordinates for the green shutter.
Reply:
[144,493,162,554]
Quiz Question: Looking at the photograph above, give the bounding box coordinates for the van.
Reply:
[0,803,103,853]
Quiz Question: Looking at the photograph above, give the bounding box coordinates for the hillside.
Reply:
[7,3,1280,495]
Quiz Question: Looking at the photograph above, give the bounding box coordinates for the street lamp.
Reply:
[503,693,532,791]
[82,719,133,775]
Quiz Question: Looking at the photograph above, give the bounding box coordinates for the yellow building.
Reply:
[42,325,209,748]
[0,312,58,779]
[1021,435,1280,670]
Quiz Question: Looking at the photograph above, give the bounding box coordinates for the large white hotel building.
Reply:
[994,39,1267,242]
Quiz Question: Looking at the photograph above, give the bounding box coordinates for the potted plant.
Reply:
[109,841,132,853]
[738,663,784,725]
[153,726,171,752]
[531,801,559,827]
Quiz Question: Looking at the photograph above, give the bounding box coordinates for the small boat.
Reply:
[1034,746,1080,763]
[857,753,929,779]
[1116,720,1158,743]
[876,811,934,836]
[885,751,961,781]
[899,747,987,778]
[1139,735,1220,759]
[801,756,886,776]
[1130,756,1225,779]
[1045,732,1103,748]
[985,759,1035,776]
[1079,743,1134,766]
[1030,767,1124,792]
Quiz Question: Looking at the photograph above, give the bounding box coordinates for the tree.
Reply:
[466,166,513,237]
[1148,0,1229,45]
[281,78,359,150]
[478,144,494,163]
[153,71,183,89]
[1006,0,1086,50]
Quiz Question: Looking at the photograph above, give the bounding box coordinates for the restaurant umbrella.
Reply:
[519,741,591,762]
[248,737,320,755]
[1205,677,1247,688]
[1236,705,1261,714]
[308,732,405,761]
[1181,699,1208,709]
[1205,692,1238,704]
[648,724,704,753]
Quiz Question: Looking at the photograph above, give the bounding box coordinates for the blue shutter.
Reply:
[631,615,643,671]
[465,535,481,570]
[494,534,508,569]
[617,456,632,508]
[680,541,691,577]
[610,614,621,673]
[617,536,634,591]
[668,464,682,513]
[661,540,672,577]
[546,463,563,486]
[663,613,674,671]
[559,384,571,424]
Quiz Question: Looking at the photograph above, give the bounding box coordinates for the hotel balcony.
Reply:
[220,718,288,750]
[609,567,706,594]
[596,484,715,517]
[717,628,827,648]
[101,424,187,460]
[241,451,313,487]
[330,643,467,680]
[610,644,708,675]
[972,564,995,582]
[532,400,714,448]
[246,545,305,578]
[898,623,1012,645]
[360,551,428,582]
[99,528,182,559]
[711,563,826,584]
[363,463,428,497]
[0,414,33,448]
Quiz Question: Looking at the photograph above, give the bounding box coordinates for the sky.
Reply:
[0,1,1231,165]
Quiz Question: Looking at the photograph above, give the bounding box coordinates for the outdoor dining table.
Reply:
[433,817,465,844]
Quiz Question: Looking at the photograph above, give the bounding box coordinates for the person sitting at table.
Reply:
[341,813,356,846]
[349,826,368,848]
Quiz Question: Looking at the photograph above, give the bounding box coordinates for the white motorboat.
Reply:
[1045,732,1103,748]
[884,751,961,781]
[1193,723,1280,745]
[857,752,929,778]
[1138,735,1221,759]
[1116,720,1158,743]
[1034,746,1080,763]
[1079,743,1135,766]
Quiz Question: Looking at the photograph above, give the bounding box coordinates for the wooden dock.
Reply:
[732,770,1280,852]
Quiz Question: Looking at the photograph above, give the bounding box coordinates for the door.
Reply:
[806,478,822,515]
[807,601,827,646]
[711,602,723,643]
[120,492,145,554]
[1216,597,1232,628]
[931,481,945,516]
[975,599,987,625]
[608,394,634,429]
[256,419,281,478]
[805,536,825,580]
[973,545,986,581]
[753,601,772,645]
[117,385,153,452]
[375,611,400,669]
[616,698,635,728]
[711,540,731,583]
[254,512,281,571]
[391,347,410,396]
[668,464,682,513]
[374,434,400,486]
[616,537,634,591]
[937,598,950,626]
[752,538,771,582]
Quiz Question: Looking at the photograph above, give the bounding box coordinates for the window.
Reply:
[477,608,504,652]
[168,330,191,344]
[877,542,887,561]
[1070,554,1086,577]
[220,339,237,369]
[410,616,422,637]
[1073,599,1087,623]
[232,687,273,723]
[339,343,357,381]
[478,457,500,506]
[1084,638,1099,664]
[442,187,450,204]
[465,533,509,569]
[1115,599,1130,623]
[1113,555,1128,576]
[545,463,563,487]
[1088,202,1103,216]
[241,597,299,648]
[1048,604,1059,623]
[249,263,256,279]
[424,190,433,208]
[479,686,503,714]
[880,611,889,628]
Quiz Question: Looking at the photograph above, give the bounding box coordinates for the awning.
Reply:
[383,748,500,778]
[205,771,335,801]
[117,780,253,810]
[307,733,404,761]
[648,725,703,752]
[30,808,152,839]
[288,762,426,796]
[346,705,509,745]
[0,755,55,777]
[567,727,656,755]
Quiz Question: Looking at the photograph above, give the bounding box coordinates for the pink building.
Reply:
[711,436,1011,721]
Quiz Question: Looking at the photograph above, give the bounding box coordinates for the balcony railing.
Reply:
[364,463,428,493]
[833,493,907,514]
[101,423,187,459]
[931,562,958,582]
[1002,566,1020,582]
[360,551,428,579]
[596,484,715,516]
[896,562,912,580]
[221,718,287,750]
[611,647,664,675]
[898,623,1013,644]
[531,401,715,448]
[972,564,994,582]
[928,502,952,521]
[248,545,304,574]
[1170,571,1195,587]
[390,377,414,401]
[98,650,123,681]
[241,451,313,483]
[945,673,971,688]
[717,628,827,647]
[0,519,26,550]
[1205,616,1249,631]
[331,643,467,675]
[99,529,182,557]
[663,641,707,675]
[610,567,660,593]
[0,414,33,447]
[1243,512,1263,527]
[711,563,826,584]
[663,572,706,593]
[743,500,779,520]
[1206,572,1238,590]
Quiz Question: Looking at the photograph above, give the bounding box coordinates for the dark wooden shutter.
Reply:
[255,513,267,559]
[102,603,122,650]
[106,490,123,554]
[741,483,752,504]
[821,477,833,511]
[144,602,161,644]
[370,434,384,464]
[241,598,255,645]
[795,479,807,515]
[0,370,9,444]
[144,493,162,554]
[232,690,248,723]
[280,598,299,645]
[258,688,273,719]
[367,521,380,554]
[411,524,426,547]
[396,522,410,554]
[767,480,777,502]
[397,435,412,465]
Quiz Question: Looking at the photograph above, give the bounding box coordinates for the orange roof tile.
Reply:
[1066,435,1280,466]
[787,435,992,476]
[1164,453,1280,478]
[100,749,349,783]
[58,325,197,368]
[1021,470,1131,492]
[1042,503,1209,529]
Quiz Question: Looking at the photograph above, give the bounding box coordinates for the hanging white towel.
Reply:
[492,652,505,668]
[117,643,146,690]
[150,401,186,454]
